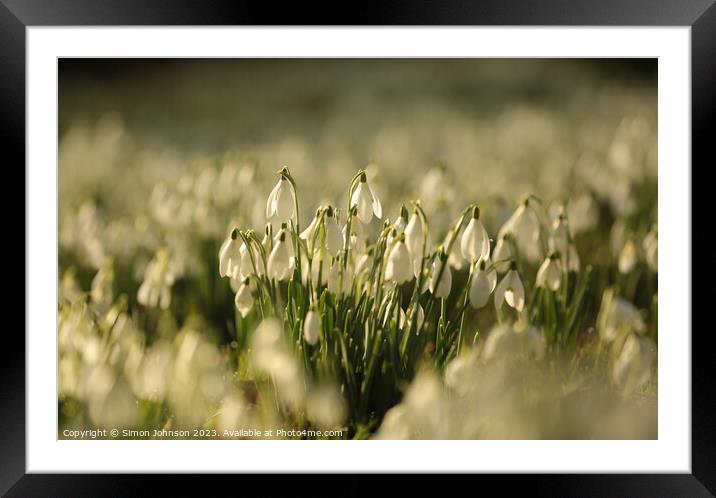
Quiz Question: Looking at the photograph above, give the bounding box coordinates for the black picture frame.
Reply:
[2,0,711,494]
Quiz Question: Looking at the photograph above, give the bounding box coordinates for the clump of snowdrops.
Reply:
[213,166,657,438]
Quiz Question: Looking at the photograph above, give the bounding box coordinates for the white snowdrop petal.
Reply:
[266,181,281,219]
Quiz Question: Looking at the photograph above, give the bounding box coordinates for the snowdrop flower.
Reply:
[491,234,514,273]
[350,172,382,224]
[343,214,368,253]
[324,207,343,255]
[563,244,581,274]
[612,333,655,393]
[327,256,349,295]
[536,252,562,291]
[482,324,522,361]
[498,198,541,253]
[234,277,254,318]
[494,261,525,312]
[428,251,452,299]
[404,210,431,259]
[299,208,322,251]
[460,206,490,263]
[309,248,331,286]
[618,239,638,274]
[265,175,295,223]
[566,192,599,234]
[384,237,413,284]
[643,226,657,272]
[137,249,175,310]
[469,259,497,309]
[549,212,570,256]
[267,230,293,281]
[597,288,645,343]
[90,261,114,310]
[218,228,242,279]
[304,310,320,345]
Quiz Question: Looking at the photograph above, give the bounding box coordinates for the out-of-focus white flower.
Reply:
[385,238,413,284]
[266,176,295,223]
[498,199,540,253]
[267,230,293,281]
[306,385,346,429]
[137,249,175,310]
[483,322,544,361]
[343,214,368,253]
[460,207,490,263]
[304,310,320,345]
[218,228,242,279]
[643,226,657,272]
[549,213,570,256]
[494,262,525,312]
[597,288,645,343]
[536,253,562,291]
[482,324,521,361]
[566,244,581,273]
[444,349,479,394]
[469,259,497,309]
[618,239,638,274]
[404,211,431,259]
[327,255,351,295]
[491,234,514,273]
[428,252,452,299]
[234,277,254,317]
[613,333,655,393]
[91,261,114,310]
[566,192,599,234]
[350,172,382,224]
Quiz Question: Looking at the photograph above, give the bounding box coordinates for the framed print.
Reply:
[3,0,712,494]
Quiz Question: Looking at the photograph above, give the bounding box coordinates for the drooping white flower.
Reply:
[404,211,431,259]
[549,213,570,256]
[498,199,541,254]
[325,208,343,255]
[309,248,331,286]
[566,192,599,234]
[612,333,655,393]
[643,226,658,272]
[566,244,581,273]
[234,278,254,317]
[265,176,295,223]
[304,310,320,345]
[327,256,349,295]
[460,207,490,263]
[469,259,497,309]
[618,239,638,274]
[137,249,175,310]
[494,262,525,312]
[536,253,562,291]
[491,234,514,273]
[384,238,413,284]
[350,172,382,224]
[218,228,242,279]
[299,208,322,251]
[597,288,645,343]
[267,230,293,281]
[428,253,452,299]
[343,215,367,253]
